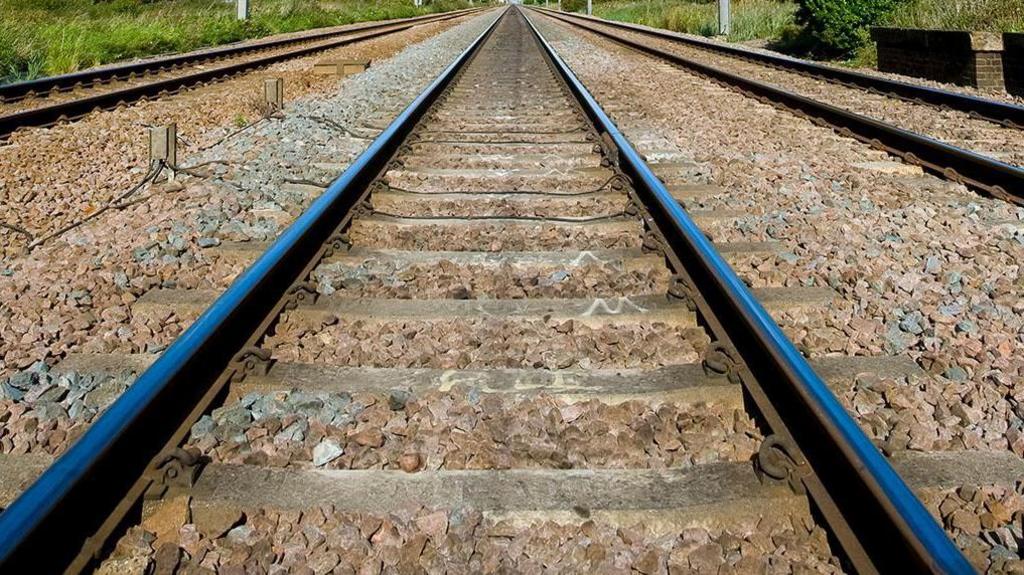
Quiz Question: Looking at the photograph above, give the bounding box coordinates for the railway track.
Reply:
[0,7,486,140]
[1,6,1018,573]
[535,8,1024,204]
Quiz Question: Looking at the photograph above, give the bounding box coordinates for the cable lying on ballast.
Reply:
[298,113,373,140]
[25,161,166,250]
[0,222,33,241]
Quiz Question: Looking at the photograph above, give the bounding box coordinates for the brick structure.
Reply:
[871,27,1005,91]
[1004,33,1024,96]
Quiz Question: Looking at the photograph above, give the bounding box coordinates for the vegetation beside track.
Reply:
[885,0,1024,32]
[584,0,796,43]
[0,0,477,84]
[534,0,1024,64]
[850,0,1024,64]
[793,0,1024,63]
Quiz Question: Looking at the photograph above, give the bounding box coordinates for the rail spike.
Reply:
[701,341,741,384]
[229,346,274,383]
[351,199,374,218]
[666,274,697,311]
[369,181,391,195]
[321,233,352,259]
[641,228,665,256]
[283,282,319,311]
[757,434,810,495]
[143,447,203,501]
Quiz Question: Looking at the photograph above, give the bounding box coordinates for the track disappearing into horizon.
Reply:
[0,6,1016,573]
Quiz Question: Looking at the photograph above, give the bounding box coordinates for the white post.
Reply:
[586,0,591,15]
[236,0,249,20]
[718,0,730,35]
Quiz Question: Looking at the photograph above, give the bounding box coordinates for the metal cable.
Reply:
[298,113,372,139]
[26,161,165,250]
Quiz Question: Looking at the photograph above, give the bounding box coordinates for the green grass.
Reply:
[882,0,1024,32]
[580,0,797,43]
[846,0,1024,66]
[552,0,1022,67]
[0,0,475,84]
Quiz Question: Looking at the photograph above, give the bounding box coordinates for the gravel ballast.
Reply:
[184,389,759,471]
[528,12,1024,570]
[0,14,482,256]
[0,12,500,441]
[266,317,708,370]
[578,20,1024,166]
[98,503,840,574]
[530,11,1024,457]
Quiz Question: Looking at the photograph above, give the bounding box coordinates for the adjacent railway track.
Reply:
[536,9,1024,128]
[0,7,486,140]
[0,6,999,573]
[535,8,1024,204]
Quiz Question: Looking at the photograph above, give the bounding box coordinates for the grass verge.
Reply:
[584,0,797,43]
[557,0,1023,68]
[882,0,1024,32]
[847,0,1024,65]
[0,0,475,84]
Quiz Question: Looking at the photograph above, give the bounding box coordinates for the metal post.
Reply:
[236,0,249,20]
[718,0,730,35]
[586,0,591,15]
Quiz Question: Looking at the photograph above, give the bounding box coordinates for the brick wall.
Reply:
[870,28,1005,91]
[1005,33,1024,96]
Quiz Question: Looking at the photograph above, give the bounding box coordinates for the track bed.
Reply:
[0,7,1013,574]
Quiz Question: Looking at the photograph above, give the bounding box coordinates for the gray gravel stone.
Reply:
[312,439,344,467]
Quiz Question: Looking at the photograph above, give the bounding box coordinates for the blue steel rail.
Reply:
[0,5,972,573]
[538,8,1024,129]
[0,10,504,573]
[523,8,971,573]
[537,8,1024,204]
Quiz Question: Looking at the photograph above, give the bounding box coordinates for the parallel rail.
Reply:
[540,9,1024,128]
[0,6,970,573]
[525,10,970,572]
[536,7,1024,204]
[0,11,505,573]
[0,8,485,140]
[0,8,481,102]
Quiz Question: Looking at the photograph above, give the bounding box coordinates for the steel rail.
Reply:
[538,8,1024,128]
[0,8,482,102]
[537,8,1024,204]
[524,7,972,573]
[0,9,505,572]
[0,8,488,140]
